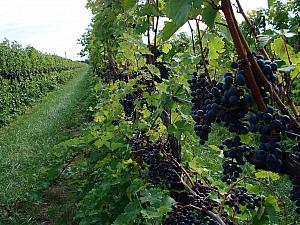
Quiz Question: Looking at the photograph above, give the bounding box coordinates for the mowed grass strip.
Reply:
[0,67,90,201]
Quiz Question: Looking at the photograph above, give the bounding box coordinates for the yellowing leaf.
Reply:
[208,36,225,60]
[162,43,172,54]
[189,159,208,174]
[208,144,221,152]
[271,37,296,64]
[255,170,280,180]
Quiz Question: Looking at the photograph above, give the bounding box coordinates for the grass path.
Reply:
[0,67,90,202]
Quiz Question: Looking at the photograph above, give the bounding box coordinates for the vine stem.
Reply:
[195,19,211,82]
[149,84,184,130]
[278,84,300,120]
[229,1,300,125]
[175,176,226,225]
[221,0,266,111]
[188,20,198,72]
[188,21,196,54]
[282,34,293,65]
[57,152,81,179]
[168,154,195,187]
[153,0,159,48]
[234,0,269,60]
[235,0,300,123]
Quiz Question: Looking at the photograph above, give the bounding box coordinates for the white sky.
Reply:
[0,0,268,60]
[0,0,92,60]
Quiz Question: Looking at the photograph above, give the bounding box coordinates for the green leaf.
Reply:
[166,0,193,25]
[193,0,204,8]
[162,43,172,54]
[202,1,219,28]
[207,36,225,60]
[208,145,221,152]
[265,195,280,211]
[255,170,280,180]
[141,207,160,219]
[113,201,141,225]
[138,3,161,16]
[268,0,276,8]
[240,132,254,145]
[147,64,161,76]
[257,35,272,49]
[188,159,208,174]
[264,195,280,223]
[140,188,163,205]
[158,196,176,214]
[271,37,296,64]
[122,0,136,9]
[160,21,183,42]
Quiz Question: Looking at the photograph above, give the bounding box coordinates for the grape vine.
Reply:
[40,0,300,224]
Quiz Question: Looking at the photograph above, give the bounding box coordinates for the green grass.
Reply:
[0,67,90,202]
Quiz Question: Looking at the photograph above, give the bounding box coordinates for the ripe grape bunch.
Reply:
[164,181,233,225]
[164,207,220,225]
[131,136,182,187]
[132,135,234,224]
[225,186,265,214]
[220,136,252,184]
[154,61,172,82]
[189,53,300,215]
[189,70,252,145]
[119,75,156,118]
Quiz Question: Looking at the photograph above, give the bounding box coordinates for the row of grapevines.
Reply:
[0,39,82,79]
[0,39,86,126]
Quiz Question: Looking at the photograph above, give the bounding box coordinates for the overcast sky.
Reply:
[0,0,92,60]
[0,0,268,60]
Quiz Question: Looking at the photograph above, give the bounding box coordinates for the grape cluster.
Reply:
[247,107,295,172]
[190,70,252,145]
[131,137,181,187]
[254,54,280,97]
[132,135,233,224]
[164,207,221,225]
[232,54,279,105]
[102,64,126,82]
[119,75,156,117]
[154,61,171,82]
[220,136,251,184]
[225,186,264,214]
[119,92,140,117]
[164,202,229,225]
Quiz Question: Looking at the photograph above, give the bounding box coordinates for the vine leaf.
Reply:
[122,0,136,9]
[208,145,221,152]
[162,43,172,54]
[257,35,272,49]
[271,37,296,64]
[193,0,204,8]
[255,170,280,180]
[140,188,175,220]
[113,201,141,224]
[202,1,220,28]
[166,0,193,25]
[138,3,161,16]
[264,195,280,223]
[207,36,225,60]
[160,21,184,42]
[268,0,276,8]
